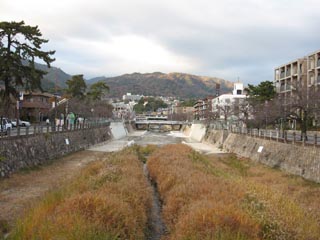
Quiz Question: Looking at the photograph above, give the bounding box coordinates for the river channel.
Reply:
[89,130,224,154]
[88,129,224,240]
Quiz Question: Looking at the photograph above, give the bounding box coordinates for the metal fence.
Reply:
[0,121,110,139]
[213,125,320,147]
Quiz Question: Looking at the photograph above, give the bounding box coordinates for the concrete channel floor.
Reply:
[89,130,225,155]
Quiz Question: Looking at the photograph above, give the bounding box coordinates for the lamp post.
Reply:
[16,92,23,132]
[53,93,58,131]
[91,108,94,126]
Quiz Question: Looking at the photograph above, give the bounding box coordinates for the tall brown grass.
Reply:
[147,144,320,240]
[9,148,152,240]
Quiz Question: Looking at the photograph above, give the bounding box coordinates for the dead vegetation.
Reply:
[8,148,153,240]
[4,143,320,240]
[147,144,320,240]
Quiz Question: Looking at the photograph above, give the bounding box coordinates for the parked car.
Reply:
[11,119,31,127]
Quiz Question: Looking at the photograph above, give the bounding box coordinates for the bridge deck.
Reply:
[135,120,187,125]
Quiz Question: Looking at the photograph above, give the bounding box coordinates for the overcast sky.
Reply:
[1,0,320,84]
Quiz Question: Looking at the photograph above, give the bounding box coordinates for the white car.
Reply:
[11,119,31,127]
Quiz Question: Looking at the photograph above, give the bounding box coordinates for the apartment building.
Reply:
[274,49,320,96]
[307,50,320,86]
[193,97,213,120]
[274,49,320,126]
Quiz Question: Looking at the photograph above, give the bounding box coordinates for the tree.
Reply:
[133,97,167,114]
[280,82,320,140]
[0,21,55,112]
[65,75,87,99]
[87,81,109,101]
[245,81,277,128]
[246,81,276,103]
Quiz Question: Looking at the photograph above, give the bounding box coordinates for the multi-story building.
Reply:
[274,49,320,97]
[274,49,320,126]
[21,92,55,122]
[193,97,213,120]
[274,57,307,103]
[306,50,320,86]
[211,82,247,122]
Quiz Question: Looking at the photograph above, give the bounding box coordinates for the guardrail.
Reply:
[0,121,110,139]
[213,126,320,147]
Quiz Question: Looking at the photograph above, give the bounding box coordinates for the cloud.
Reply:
[1,0,320,84]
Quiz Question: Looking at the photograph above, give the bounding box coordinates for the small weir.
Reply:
[143,164,167,240]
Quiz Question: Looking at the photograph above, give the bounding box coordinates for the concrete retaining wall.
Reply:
[189,124,206,142]
[110,122,127,139]
[205,129,320,183]
[0,126,112,178]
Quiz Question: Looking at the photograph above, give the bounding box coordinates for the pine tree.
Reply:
[0,21,55,112]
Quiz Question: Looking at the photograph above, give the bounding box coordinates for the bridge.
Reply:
[134,120,188,131]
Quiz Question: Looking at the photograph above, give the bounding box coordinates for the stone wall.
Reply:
[205,129,320,183]
[0,126,112,178]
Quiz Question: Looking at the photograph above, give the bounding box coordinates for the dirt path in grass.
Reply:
[0,150,107,231]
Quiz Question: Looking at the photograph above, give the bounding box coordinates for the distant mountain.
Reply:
[88,76,107,83]
[34,62,71,91]
[87,72,234,99]
[36,61,234,98]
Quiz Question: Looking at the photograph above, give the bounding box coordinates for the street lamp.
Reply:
[53,93,58,131]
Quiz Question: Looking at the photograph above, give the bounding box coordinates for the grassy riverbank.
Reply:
[147,144,320,240]
[5,143,320,239]
[8,148,152,240]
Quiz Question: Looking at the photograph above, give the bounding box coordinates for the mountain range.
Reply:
[39,63,234,98]
[87,72,234,99]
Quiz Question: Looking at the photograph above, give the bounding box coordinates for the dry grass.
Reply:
[9,148,152,240]
[147,144,320,240]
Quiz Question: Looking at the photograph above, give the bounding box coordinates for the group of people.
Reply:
[51,112,77,129]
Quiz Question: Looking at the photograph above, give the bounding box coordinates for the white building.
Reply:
[212,82,247,121]
[122,93,142,102]
[112,102,132,119]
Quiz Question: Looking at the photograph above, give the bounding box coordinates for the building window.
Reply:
[286,82,291,91]
[286,67,291,77]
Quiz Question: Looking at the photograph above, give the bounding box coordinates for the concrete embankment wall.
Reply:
[110,122,128,139]
[205,129,320,183]
[0,126,112,178]
[188,124,207,142]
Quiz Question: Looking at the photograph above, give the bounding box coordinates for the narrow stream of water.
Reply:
[143,164,167,240]
[90,130,222,239]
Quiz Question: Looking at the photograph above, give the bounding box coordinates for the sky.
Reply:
[1,0,320,84]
